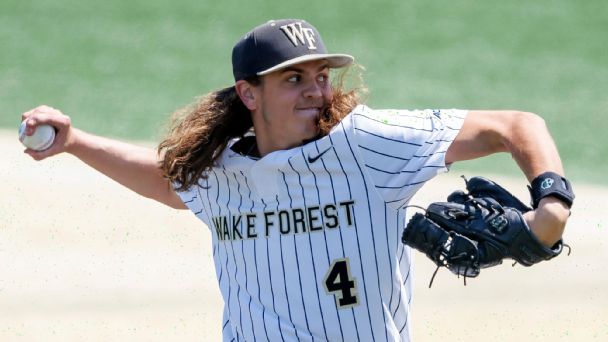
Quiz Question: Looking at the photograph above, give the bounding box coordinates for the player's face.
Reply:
[253,60,332,155]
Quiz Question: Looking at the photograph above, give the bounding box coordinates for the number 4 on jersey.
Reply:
[324,258,359,309]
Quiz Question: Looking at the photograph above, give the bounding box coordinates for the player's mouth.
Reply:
[295,106,322,116]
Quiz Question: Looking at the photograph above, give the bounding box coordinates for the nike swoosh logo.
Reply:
[307,146,333,163]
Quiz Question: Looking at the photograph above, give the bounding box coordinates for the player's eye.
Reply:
[317,74,328,83]
[287,74,301,83]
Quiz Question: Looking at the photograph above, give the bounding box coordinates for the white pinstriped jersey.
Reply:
[177,105,467,341]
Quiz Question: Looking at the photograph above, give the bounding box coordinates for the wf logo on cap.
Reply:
[280,22,318,50]
[232,19,353,81]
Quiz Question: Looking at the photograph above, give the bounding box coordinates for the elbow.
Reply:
[510,111,547,134]
[446,110,549,163]
[501,111,547,147]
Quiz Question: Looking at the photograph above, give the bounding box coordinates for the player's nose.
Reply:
[302,80,323,99]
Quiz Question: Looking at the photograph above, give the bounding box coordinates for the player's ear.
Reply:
[235,80,259,111]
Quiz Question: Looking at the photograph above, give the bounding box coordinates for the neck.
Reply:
[255,136,297,157]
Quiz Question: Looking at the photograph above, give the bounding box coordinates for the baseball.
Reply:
[18,121,56,151]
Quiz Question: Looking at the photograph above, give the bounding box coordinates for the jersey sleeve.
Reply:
[345,105,468,209]
[173,179,210,225]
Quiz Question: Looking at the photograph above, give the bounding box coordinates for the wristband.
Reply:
[528,172,575,209]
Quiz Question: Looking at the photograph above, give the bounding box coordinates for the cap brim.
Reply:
[257,53,354,76]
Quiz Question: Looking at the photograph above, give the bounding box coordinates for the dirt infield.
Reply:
[1,129,606,341]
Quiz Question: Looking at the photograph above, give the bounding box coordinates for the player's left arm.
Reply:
[445,110,570,247]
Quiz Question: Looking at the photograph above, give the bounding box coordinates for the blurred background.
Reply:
[1,0,606,182]
[1,0,606,341]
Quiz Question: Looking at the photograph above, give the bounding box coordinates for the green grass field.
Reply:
[1,0,606,184]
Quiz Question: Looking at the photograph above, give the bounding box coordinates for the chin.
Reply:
[302,128,321,144]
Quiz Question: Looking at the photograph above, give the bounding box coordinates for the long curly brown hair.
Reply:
[159,65,366,192]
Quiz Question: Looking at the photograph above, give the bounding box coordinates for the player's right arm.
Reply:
[22,105,187,210]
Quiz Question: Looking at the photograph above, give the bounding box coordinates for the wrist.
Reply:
[525,198,569,247]
[537,197,570,217]
[65,128,84,155]
[529,171,575,209]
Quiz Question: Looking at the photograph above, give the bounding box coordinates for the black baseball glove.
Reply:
[402,176,566,286]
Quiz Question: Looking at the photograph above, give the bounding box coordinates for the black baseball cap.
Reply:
[232,19,354,81]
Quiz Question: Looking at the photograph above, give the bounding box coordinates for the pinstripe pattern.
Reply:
[315,139,357,341]
[176,105,467,341]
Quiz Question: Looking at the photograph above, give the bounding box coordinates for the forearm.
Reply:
[524,197,569,246]
[21,105,186,209]
[67,129,184,209]
[501,113,570,246]
[501,112,564,182]
[448,111,571,247]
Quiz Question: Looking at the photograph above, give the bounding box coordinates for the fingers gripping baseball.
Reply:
[21,105,74,161]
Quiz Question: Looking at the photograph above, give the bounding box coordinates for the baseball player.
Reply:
[22,19,572,341]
